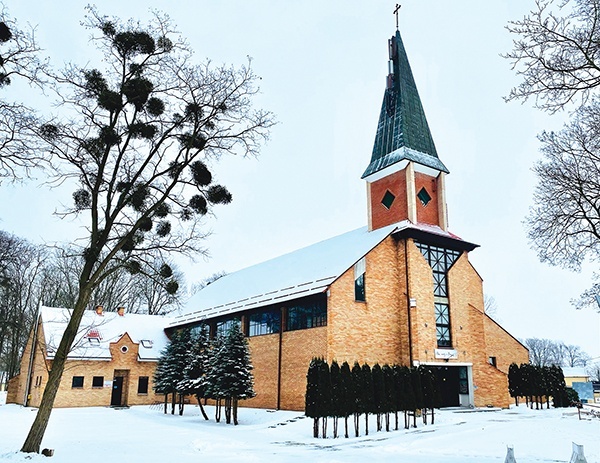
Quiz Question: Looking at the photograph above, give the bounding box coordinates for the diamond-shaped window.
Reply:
[417,187,432,206]
[381,190,395,209]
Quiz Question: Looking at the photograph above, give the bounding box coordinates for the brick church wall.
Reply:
[328,236,408,366]
[414,172,440,226]
[368,169,408,230]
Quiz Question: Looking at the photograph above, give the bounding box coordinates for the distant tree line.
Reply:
[0,230,185,389]
[523,337,592,368]
[507,363,577,409]
[306,359,440,439]
[154,320,255,426]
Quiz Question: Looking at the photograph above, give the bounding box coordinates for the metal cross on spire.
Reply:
[393,4,401,30]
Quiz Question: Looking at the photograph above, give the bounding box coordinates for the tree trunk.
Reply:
[364,412,369,436]
[225,397,231,424]
[313,417,319,438]
[196,396,209,420]
[385,412,389,432]
[353,413,359,437]
[431,407,435,425]
[178,393,184,416]
[164,394,168,414]
[215,398,221,423]
[395,410,399,431]
[423,408,428,425]
[21,293,90,453]
[321,416,327,439]
[333,416,338,438]
[233,398,239,425]
[344,415,349,438]
[171,391,176,415]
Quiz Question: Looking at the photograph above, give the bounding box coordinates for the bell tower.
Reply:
[363,29,449,232]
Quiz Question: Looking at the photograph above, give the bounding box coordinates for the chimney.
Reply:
[95,305,104,316]
[117,307,125,317]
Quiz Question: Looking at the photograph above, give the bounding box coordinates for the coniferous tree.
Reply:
[361,363,374,436]
[329,360,342,438]
[205,334,225,422]
[392,365,404,431]
[153,329,192,415]
[372,363,385,432]
[351,362,362,437]
[305,358,322,438]
[317,359,332,438]
[508,363,521,406]
[178,325,210,420]
[339,361,353,438]
[410,367,423,428]
[382,364,395,432]
[419,366,436,425]
[401,366,415,429]
[213,320,255,425]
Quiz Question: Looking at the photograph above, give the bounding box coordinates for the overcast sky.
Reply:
[1,1,598,359]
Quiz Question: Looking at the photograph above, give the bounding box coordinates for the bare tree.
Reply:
[0,6,47,181]
[562,343,592,366]
[0,231,45,384]
[505,0,600,310]
[19,8,273,453]
[505,0,600,113]
[483,294,500,320]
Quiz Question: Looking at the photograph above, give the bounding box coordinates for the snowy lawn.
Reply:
[0,400,598,463]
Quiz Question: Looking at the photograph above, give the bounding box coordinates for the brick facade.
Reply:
[8,323,163,408]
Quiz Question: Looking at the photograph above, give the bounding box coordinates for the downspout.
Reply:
[23,301,42,406]
[276,306,284,410]
[404,239,413,366]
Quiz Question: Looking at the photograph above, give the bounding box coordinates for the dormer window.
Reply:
[86,328,102,340]
[417,187,432,206]
[140,339,153,349]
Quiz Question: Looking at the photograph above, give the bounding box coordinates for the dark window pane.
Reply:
[286,299,327,331]
[138,376,149,394]
[355,273,365,302]
[72,376,84,388]
[381,190,395,209]
[417,187,432,206]
[249,308,280,336]
[92,376,104,388]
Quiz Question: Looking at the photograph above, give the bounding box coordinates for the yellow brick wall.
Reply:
[8,328,163,408]
[245,333,280,409]
[328,236,408,366]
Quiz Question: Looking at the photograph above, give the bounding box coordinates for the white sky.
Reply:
[1,1,598,358]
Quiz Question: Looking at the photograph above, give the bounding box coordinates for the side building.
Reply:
[7,306,169,408]
[169,27,529,410]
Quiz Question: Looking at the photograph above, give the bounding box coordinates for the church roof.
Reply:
[171,221,475,328]
[40,306,170,361]
[362,30,448,179]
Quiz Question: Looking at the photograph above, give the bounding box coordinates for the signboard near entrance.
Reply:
[435,349,458,359]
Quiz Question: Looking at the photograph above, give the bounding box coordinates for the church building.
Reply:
[170,27,529,411]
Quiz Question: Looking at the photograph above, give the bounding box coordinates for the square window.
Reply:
[381,190,395,209]
[92,376,104,388]
[138,376,149,394]
[417,187,432,206]
[72,376,84,388]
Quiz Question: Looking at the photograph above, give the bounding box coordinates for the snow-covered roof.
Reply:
[562,367,590,378]
[40,306,170,361]
[171,220,472,328]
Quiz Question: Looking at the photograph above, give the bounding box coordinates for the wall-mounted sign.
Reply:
[104,380,113,388]
[434,349,458,359]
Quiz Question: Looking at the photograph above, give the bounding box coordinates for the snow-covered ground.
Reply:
[0,400,598,462]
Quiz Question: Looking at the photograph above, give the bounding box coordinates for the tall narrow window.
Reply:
[215,318,240,337]
[416,242,461,348]
[354,257,366,302]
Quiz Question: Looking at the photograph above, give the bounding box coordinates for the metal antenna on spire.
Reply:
[393,4,401,30]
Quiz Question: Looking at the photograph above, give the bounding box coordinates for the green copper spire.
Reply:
[362,30,448,179]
